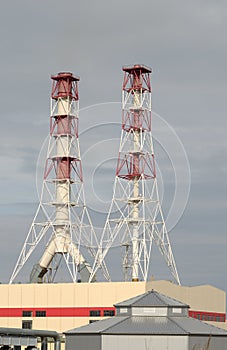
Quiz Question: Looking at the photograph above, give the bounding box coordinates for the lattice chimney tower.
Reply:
[90,65,180,284]
[10,72,108,283]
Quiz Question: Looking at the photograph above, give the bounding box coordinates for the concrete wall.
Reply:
[65,334,227,350]
[66,334,101,350]
[102,334,188,350]
[189,335,227,349]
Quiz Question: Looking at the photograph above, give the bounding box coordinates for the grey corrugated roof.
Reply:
[66,316,227,336]
[103,316,186,335]
[66,317,128,334]
[115,290,188,308]
[172,317,227,335]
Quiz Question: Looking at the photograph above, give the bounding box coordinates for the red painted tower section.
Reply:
[52,73,78,180]
[45,72,82,182]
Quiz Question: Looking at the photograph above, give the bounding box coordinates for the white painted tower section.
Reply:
[38,94,85,272]
[131,90,140,281]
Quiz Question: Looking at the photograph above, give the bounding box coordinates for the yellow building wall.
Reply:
[0,280,225,333]
[146,280,226,313]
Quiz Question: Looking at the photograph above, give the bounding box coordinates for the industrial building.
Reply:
[65,290,227,350]
[0,280,226,333]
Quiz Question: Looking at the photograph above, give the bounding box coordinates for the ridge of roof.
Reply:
[65,317,129,334]
[101,316,131,333]
[115,290,189,308]
[114,291,150,307]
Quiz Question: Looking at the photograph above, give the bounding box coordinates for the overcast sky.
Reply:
[0,1,226,290]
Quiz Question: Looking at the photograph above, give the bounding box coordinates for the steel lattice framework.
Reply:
[10,72,109,284]
[90,65,180,284]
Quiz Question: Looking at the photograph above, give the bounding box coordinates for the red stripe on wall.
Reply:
[0,307,115,317]
[189,310,226,322]
[0,307,225,322]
